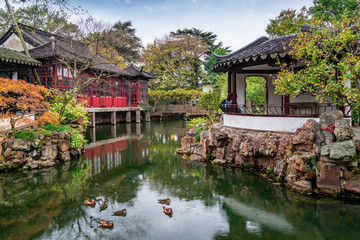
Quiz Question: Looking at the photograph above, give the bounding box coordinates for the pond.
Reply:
[1,120,360,239]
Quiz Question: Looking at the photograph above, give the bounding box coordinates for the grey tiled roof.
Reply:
[212,35,293,72]
[0,47,41,66]
[123,64,155,79]
[0,23,156,78]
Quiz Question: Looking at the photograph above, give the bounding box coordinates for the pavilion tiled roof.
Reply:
[0,23,146,77]
[212,35,294,72]
[123,64,155,79]
[0,47,41,66]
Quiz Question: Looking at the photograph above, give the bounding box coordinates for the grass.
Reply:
[14,130,38,141]
[44,124,71,132]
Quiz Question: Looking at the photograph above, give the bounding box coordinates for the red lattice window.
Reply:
[139,80,148,103]
[28,66,54,88]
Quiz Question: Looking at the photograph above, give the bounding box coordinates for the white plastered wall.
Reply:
[1,33,33,51]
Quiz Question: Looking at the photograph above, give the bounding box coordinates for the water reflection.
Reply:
[1,121,360,239]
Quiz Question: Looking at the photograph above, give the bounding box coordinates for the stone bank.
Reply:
[177,111,360,197]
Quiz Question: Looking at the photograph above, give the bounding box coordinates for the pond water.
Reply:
[1,120,360,239]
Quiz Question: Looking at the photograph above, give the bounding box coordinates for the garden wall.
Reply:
[177,111,360,197]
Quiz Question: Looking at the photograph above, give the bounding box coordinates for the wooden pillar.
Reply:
[111,124,116,138]
[136,110,141,123]
[228,72,231,96]
[145,110,150,122]
[91,112,96,127]
[136,122,141,135]
[111,111,116,125]
[126,111,131,123]
[264,78,268,114]
[231,71,237,113]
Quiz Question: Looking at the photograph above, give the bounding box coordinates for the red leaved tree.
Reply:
[0,77,50,132]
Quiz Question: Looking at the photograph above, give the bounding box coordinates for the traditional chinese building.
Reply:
[0,23,154,109]
[212,34,350,132]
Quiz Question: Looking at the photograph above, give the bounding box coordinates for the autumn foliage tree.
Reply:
[142,34,208,90]
[273,11,360,111]
[0,78,57,132]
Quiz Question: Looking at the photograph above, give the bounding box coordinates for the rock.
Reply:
[330,140,356,159]
[189,154,203,161]
[316,162,341,193]
[28,161,39,169]
[258,157,273,168]
[63,131,71,141]
[319,110,343,127]
[293,128,315,145]
[59,151,71,161]
[212,159,227,165]
[41,144,58,160]
[58,141,70,152]
[70,116,84,126]
[38,133,45,140]
[176,148,189,154]
[274,157,287,177]
[29,149,40,158]
[181,136,197,150]
[215,147,225,159]
[200,130,209,142]
[343,175,360,193]
[334,119,354,141]
[320,141,356,159]
[3,149,24,159]
[303,119,320,131]
[287,180,313,194]
[353,134,360,152]
[322,130,335,145]
[32,139,41,148]
[40,160,56,167]
[193,146,203,156]
[187,130,197,137]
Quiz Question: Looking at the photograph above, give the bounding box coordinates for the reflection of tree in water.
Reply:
[0,159,91,240]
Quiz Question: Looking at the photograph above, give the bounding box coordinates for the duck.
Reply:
[99,202,108,211]
[163,206,173,215]
[157,198,171,205]
[101,220,114,228]
[113,208,127,216]
[84,199,96,207]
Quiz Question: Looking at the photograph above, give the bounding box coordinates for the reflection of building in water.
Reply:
[84,136,149,175]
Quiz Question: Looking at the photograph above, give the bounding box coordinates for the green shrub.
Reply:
[195,133,201,142]
[186,117,208,129]
[70,129,87,148]
[14,130,38,141]
[352,107,360,126]
[50,90,90,129]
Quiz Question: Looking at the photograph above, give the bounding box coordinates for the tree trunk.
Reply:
[4,0,41,85]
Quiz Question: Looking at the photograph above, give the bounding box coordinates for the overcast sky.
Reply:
[3,0,314,52]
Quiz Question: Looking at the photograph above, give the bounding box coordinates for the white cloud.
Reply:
[125,0,131,3]
[192,0,197,2]
[144,5,154,13]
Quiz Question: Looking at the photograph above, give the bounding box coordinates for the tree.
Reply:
[197,90,222,124]
[149,89,202,112]
[0,4,80,37]
[308,0,360,21]
[201,48,228,96]
[273,11,360,110]
[142,34,208,90]
[111,20,142,62]
[170,28,229,58]
[266,7,310,38]
[0,77,50,132]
